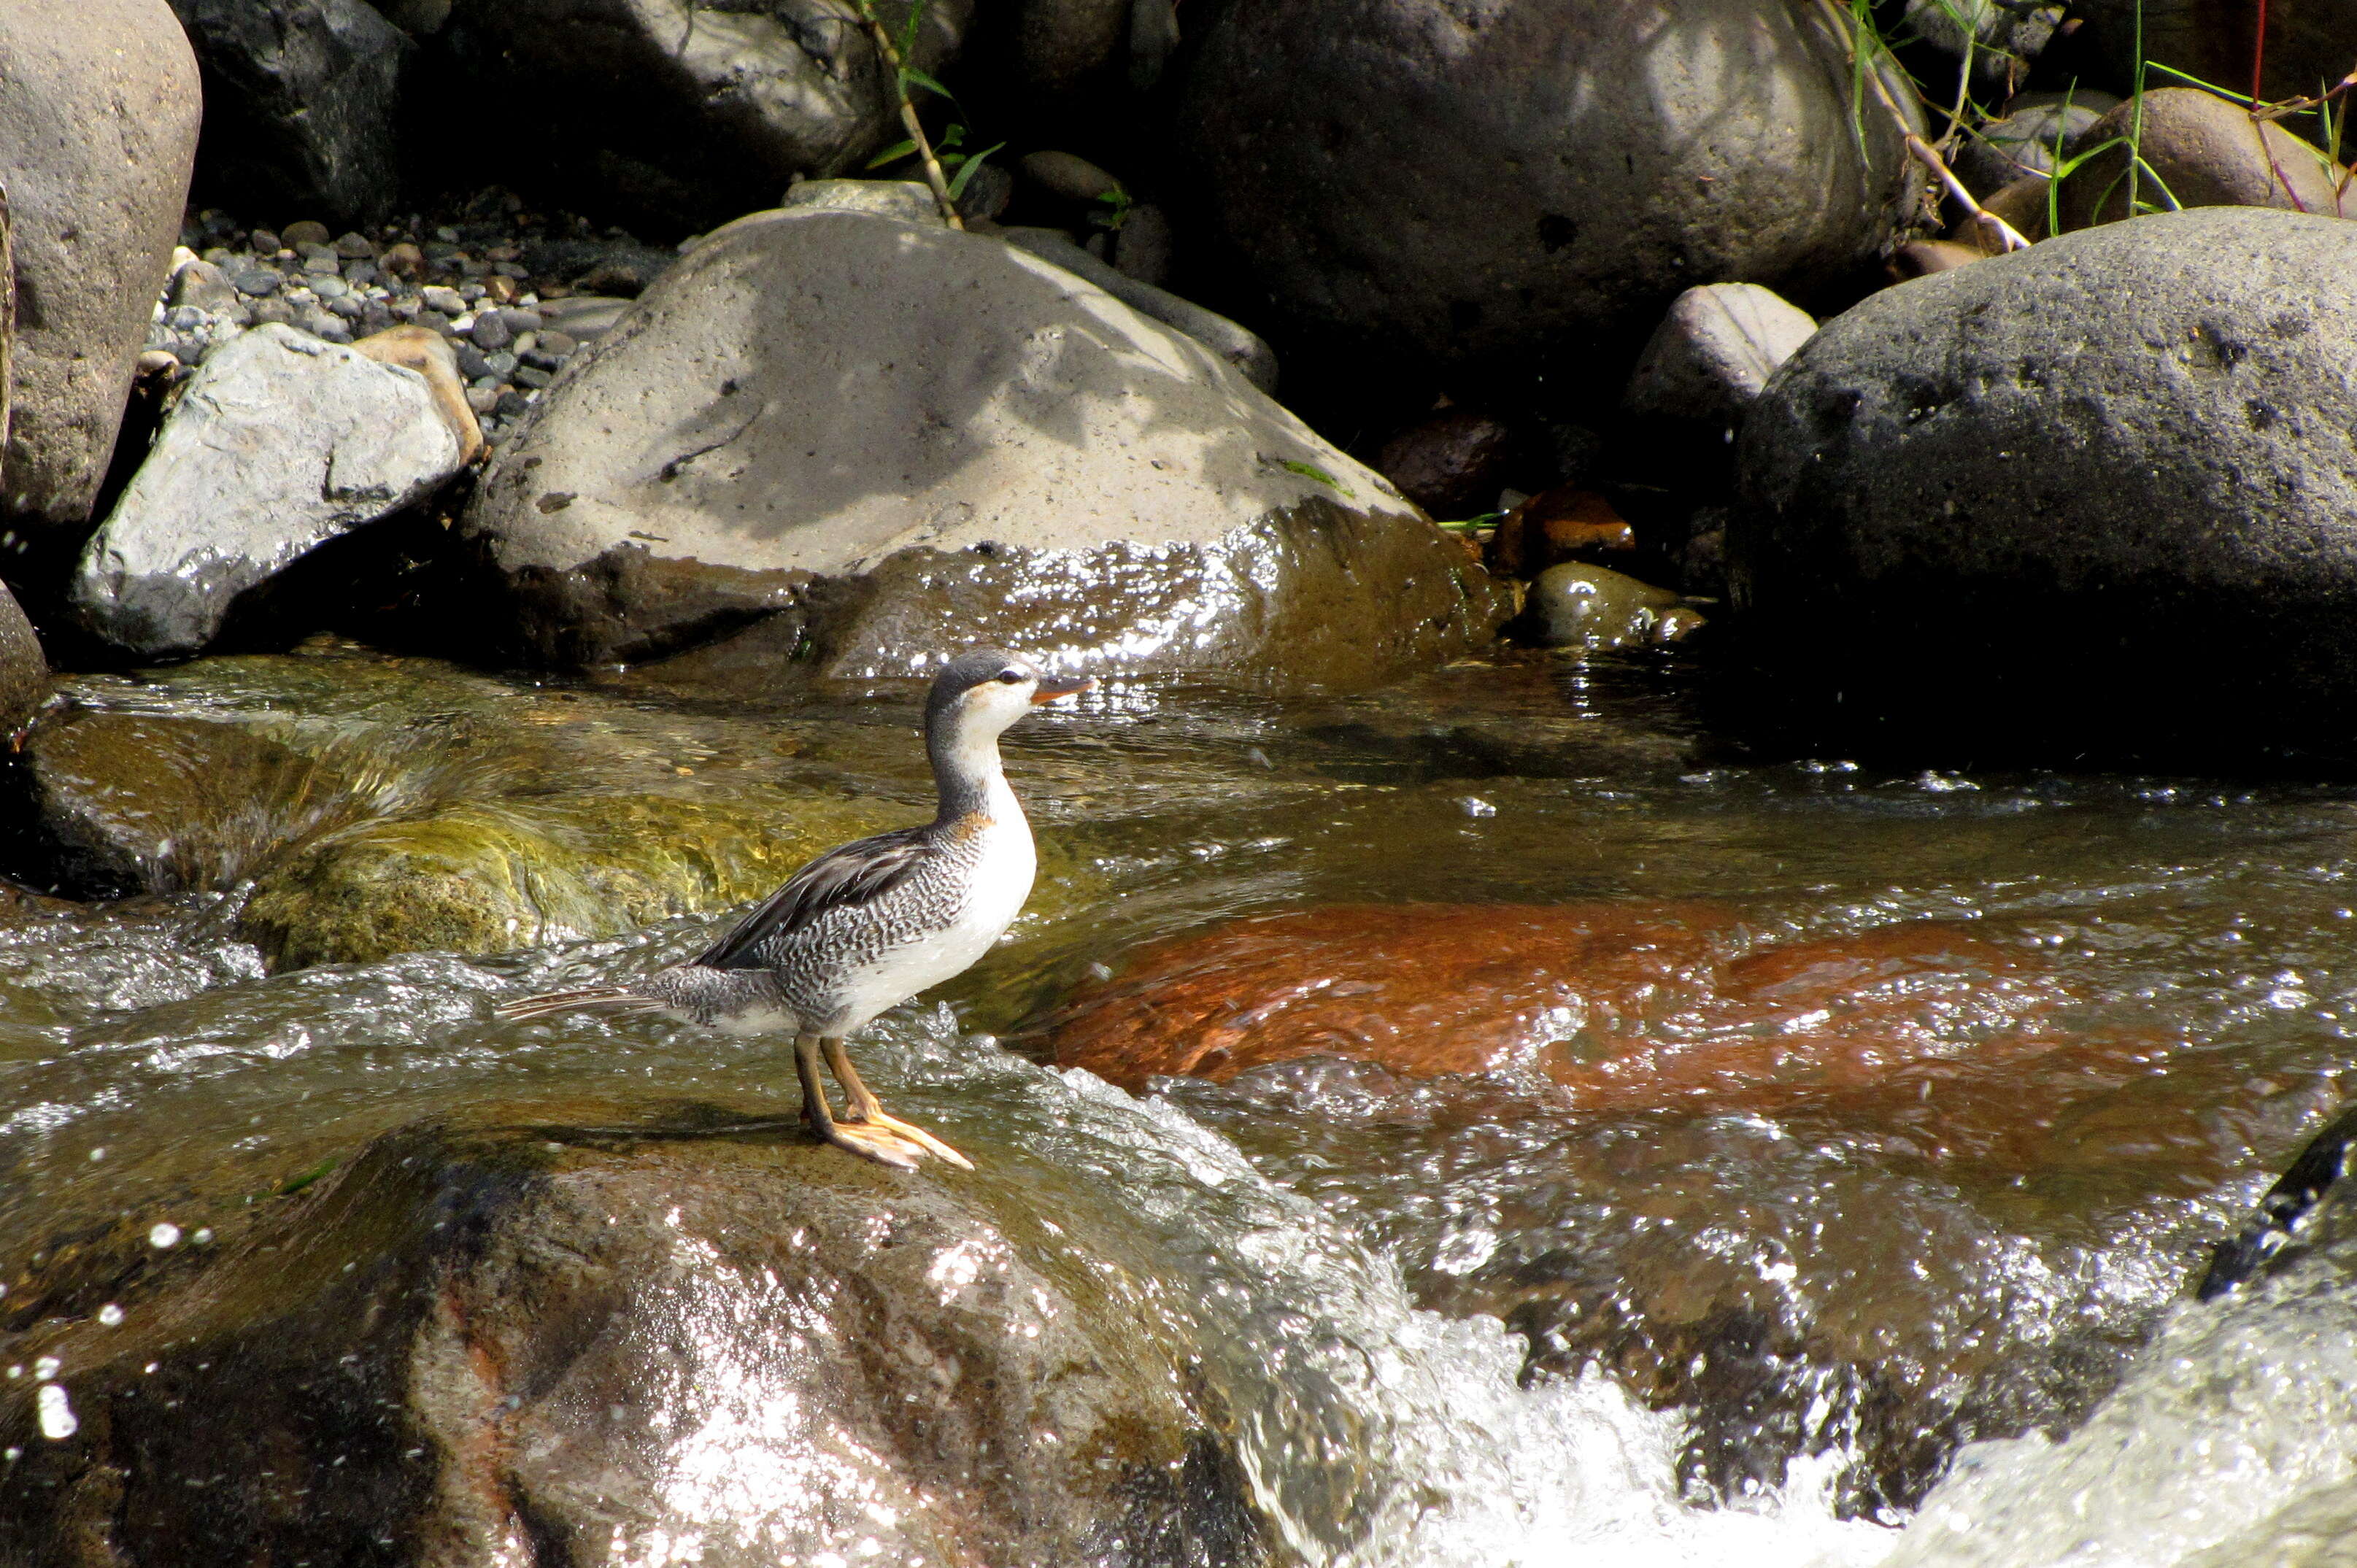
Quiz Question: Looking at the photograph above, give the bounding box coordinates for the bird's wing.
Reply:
[693,824,933,970]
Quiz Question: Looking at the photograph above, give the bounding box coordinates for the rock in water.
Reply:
[439,0,973,232]
[467,207,1505,690]
[1526,563,1704,649]
[0,0,200,528]
[1173,0,1916,384]
[1732,207,2357,762]
[165,0,409,225]
[0,1104,1267,1564]
[1044,904,2075,1108]
[71,325,469,659]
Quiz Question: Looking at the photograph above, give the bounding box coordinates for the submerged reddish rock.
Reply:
[1044,903,2080,1111]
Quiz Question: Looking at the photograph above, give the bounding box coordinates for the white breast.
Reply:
[833,780,1038,1032]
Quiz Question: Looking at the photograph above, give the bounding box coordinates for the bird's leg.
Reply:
[795,1033,919,1172]
[823,1037,975,1170]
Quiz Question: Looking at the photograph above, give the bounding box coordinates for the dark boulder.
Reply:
[1173,0,1918,389]
[0,1102,1266,1564]
[166,0,408,226]
[1730,206,2357,763]
[432,0,972,233]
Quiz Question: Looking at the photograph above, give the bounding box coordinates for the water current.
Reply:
[5,642,2357,1563]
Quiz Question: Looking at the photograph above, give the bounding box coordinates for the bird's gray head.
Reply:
[925,649,1092,741]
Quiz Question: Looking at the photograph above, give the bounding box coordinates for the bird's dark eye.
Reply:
[997,670,1024,684]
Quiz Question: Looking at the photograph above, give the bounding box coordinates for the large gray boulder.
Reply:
[436,0,972,231]
[0,0,201,529]
[466,207,1507,690]
[1172,0,1918,385]
[1731,207,2357,760]
[165,0,408,226]
[72,325,471,658]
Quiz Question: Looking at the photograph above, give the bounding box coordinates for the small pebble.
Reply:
[514,366,553,389]
[247,228,282,255]
[312,274,349,298]
[235,267,282,297]
[465,386,499,414]
[147,1222,182,1248]
[455,343,492,379]
[252,297,294,326]
[304,255,339,275]
[282,219,331,247]
[471,312,512,350]
[495,389,530,419]
[379,242,424,280]
[483,349,519,377]
[325,295,363,320]
[332,230,375,258]
[422,285,466,315]
[536,328,578,357]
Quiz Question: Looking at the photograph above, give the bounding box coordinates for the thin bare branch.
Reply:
[1813,0,2034,252]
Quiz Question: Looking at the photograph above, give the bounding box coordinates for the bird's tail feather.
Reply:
[495,986,665,1022]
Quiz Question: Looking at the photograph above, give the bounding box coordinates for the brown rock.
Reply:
[1949,176,2053,251]
[1487,485,1635,577]
[0,0,200,528]
[279,219,331,248]
[1376,409,1516,520]
[1892,239,1988,278]
[1020,148,1124,203]
[378,240,423,279]
[2059,88,2352,229]
[1044,903,2075,1111]
[353,324,485,464]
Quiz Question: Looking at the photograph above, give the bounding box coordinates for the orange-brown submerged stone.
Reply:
[1044,903,2074,1112]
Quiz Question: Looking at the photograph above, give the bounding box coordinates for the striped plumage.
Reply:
[496,648,1090,1170]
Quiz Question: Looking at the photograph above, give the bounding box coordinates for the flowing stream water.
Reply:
[5,642,2356,1564]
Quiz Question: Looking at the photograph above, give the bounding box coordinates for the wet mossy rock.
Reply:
[1173,0,1918,386]
[1730,207,2357,762]
[0,1102,1267,1566]
[1,653,957,968]
[464,208,1508,691]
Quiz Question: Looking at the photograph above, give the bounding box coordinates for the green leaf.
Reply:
[903,67,957,105]
[276,1158,337,1196]
[945,142,1006,200]
[865,138,917,169]
[1277,457,1351,496]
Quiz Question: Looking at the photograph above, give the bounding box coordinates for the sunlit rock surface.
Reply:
[71,326,472,659]
[0,0,199,528]
[0,647,909,968]
[465,208,1507,690]
[0,1100,1267,1565]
